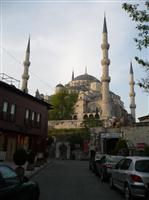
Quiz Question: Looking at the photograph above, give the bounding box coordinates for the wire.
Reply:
[0,45,54,90]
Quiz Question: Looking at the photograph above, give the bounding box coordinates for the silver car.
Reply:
[110,156,149,200]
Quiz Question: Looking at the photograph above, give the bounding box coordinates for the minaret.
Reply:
[129,62,136,121]
[72,69,74,80]
[21,36,30,93]
[101,15,111,120]
[85,66,87,74]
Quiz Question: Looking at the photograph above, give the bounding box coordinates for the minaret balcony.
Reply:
[101,43,110,50]
[101,58,110,65]
[22,74,29,80]
[129,92,136,97]
[23,61,30,66]
[101,76,111,82]
[129,81,135,85]
[130,104,136,109]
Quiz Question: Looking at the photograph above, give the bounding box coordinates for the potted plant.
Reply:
[13,148,27,179]
[26,150,36,171]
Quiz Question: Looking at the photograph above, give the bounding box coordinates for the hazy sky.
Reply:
[0,0,148,120]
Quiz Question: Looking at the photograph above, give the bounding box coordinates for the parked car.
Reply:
[0,164,40,200]
[89,151,104,174]
[97,155,124,181]
[110,156,149,200]
[93,154,106,176]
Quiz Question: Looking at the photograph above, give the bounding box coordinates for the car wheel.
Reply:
[109,176,114,189]
[124,185,133,200]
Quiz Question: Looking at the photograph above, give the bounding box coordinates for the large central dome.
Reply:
[74,73,100,82]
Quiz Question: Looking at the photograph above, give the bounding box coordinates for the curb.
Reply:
[26,160,53,179]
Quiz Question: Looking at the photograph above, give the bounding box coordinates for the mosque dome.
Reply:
[74,73,100,82]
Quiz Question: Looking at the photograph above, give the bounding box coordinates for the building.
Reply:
[49,16,135,130]
[0,80,50,161]
[0,37,51,161]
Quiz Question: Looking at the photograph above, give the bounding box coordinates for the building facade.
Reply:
[0,80,50,161]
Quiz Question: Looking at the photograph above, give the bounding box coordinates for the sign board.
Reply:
[100,132,122,139]
[136,143,145,150]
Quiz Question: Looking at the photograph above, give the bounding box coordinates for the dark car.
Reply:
[0,164,40,200]
[97,155,124,181]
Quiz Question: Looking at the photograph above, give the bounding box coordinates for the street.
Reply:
[33,160,124,200]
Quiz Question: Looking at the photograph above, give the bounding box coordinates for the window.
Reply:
[25,109,29,119]
[2,101,9,120]
[3,102,8,112]
[36,113,41,128]
[37,113,41,122]
[0,166,17,179]
[10,104,16,115]
[31,112,35,121]
[24,109,30,125]
[0,166,19,187]
[120,159,132,170]
[10,104,16,122]
[135,160,149,172]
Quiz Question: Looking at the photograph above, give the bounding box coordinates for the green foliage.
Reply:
[115,139,128,155]
[13,148,27,166]
[82,118,102,128]
[27,150,36,164]
[122,1,149,92]
[48,88,78,120]
[68,131,90,150]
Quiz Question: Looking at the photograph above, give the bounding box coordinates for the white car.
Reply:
[110,156,149,200]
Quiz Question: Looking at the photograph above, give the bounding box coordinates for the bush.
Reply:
[13,148,27,166]
[27,150,35,164]
[115,139,129,156]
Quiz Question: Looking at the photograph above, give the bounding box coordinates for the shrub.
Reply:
[27,150,36,164]
[13,148,27,166]
[115,139,129,156]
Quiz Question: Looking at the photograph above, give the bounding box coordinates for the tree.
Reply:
[48,88,78,120]
[115,139,129,156]
[122,1,149,92]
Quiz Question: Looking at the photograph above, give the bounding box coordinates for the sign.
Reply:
[136,143,145,150]
[100,132,122,139]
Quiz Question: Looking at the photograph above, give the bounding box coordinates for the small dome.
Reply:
[56,83,64,88]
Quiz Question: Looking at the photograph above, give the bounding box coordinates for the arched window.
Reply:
[73,115,77,120]
[89,114,93,119]
[83,115,88,119]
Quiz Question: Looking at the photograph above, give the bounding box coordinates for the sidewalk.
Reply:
[1,159,52,179]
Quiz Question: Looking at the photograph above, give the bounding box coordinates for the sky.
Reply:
[0,0,148,121]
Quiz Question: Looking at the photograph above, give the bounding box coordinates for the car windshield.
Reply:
[135,160,149,172]
[107,156,123,163]
[0,166,17,179]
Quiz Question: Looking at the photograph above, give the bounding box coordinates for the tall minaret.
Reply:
[129,62,136,121]
[101,15,111,120]
[85,66,87,74]
[72,69,74,80]
[21,36,30,93]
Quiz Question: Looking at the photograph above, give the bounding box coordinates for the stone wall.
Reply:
[48,120,83,129]
[90,123,149,146]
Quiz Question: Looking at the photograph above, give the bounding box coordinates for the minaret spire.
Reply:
[21,36,30,93]
[129,61,136,121]
[101,14,111,121]
[85,66,87,74]
[103,13,107,33]
[72,69,74,80]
